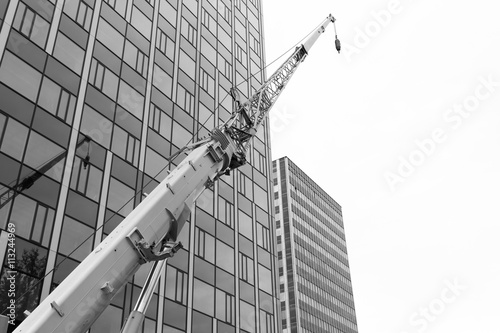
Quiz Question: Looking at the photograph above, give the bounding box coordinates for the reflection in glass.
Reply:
[0,239,47,316]
[96,18,124,56]
[163,299,186,330]
[240,300,256,333]
[192,278,214,316]
[107,177,134,215]
[58,215,94,261]
[258,264,272,294]
[0,51,42,102]
[216,240,234,274]
[53,33,85,74]
[24,131,64,171]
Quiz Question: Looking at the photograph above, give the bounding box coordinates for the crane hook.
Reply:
[335,35,341,53]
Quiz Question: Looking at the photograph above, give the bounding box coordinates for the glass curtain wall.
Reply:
[0,0,279,332]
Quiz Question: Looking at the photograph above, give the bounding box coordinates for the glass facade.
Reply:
[273,157,358,333]
[0,0,279,332]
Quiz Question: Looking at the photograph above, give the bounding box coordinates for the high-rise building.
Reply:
[0,0,279,332]
[273,157,358,333]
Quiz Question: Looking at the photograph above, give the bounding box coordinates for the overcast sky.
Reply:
[262,0,500,332]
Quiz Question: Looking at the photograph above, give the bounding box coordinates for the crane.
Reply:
[10,14,340,333]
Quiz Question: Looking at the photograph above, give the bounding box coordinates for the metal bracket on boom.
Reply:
[127,228,183,264]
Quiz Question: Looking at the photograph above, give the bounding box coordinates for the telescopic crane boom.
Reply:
[12,14,340,333]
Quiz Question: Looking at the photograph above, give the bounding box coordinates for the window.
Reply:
[53,33,85,74]
[258,264,272,294]
[256,223,270,250]
[254,151,266,174]
[200,68,214,94]
[70,156,103,202]
[0,51,42,102]
[240,301,256,333]
[164,299,187,330]
[12,2,50,48]
[7,194,54,247]
[176,84,194,115]
[111,125,140,166]
[159,0,177,25]
[181,18,196,46]
[103,0,128,17]
[216,240,234,274]
[149,104,172,139]
[194,227,215,263]
[145,147,169,181]
[201,38,216,65]
[58,215,94,261]
[124,40,148,76]
[219,55,232,80]
[80,105,112,148]
[239,253,254,284]
[253,184,268,210]
[238,210,253,240]
[171,120,191,148]
[218,197,234,228]
[260,311,273,333]
[238,172,253,198]
[38,77,76,124]
[218,25,231,51]
[118,80,144,120]
[131,6,152,38]
[202,9,216,35]
[24,131,64,172]
[107,177,134,215]
[235,44,245,64]
[235,17,246,40]
[153,64,173,97]
[97,18,124,57]
[179,50,195,78]
[157,29,175,60]
[250,34,260,54]
[64,0,93,30]
[165,265,188,305]
[193,279,214,316]
[0,239,48,315]
[216,289,235,324]
[89,59,119,100]
[0,116,29,161]
[218,0,230,23]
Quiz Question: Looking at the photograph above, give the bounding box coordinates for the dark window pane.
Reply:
[163,299,186,330]
[192,310,212,333]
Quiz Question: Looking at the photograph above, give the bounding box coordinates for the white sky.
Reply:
[262,0,500,332]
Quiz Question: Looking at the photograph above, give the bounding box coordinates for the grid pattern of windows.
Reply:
[0,0,277,332]
[273,157,358,333]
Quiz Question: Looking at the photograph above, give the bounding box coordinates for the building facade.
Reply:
[0,0,280,332]
[273,157,357,333]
